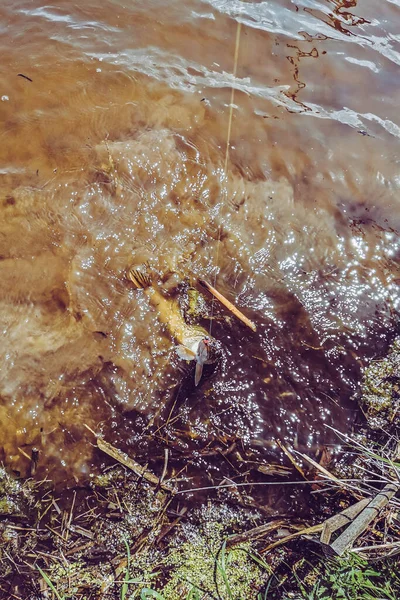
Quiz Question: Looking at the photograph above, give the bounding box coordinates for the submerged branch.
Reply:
[199,279,257,332]
[84,424,174,493]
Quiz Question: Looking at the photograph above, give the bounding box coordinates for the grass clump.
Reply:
[312,554,400,600]
[281,553,400,600]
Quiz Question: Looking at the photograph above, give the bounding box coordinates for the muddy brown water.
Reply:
[0,0,399,511]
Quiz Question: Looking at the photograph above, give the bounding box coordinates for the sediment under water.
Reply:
[0,0,399,510]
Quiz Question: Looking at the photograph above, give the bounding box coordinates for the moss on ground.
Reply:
[360,337,400,429]
[161,503,268,599]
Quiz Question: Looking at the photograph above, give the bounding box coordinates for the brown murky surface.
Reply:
[0,0,399,506]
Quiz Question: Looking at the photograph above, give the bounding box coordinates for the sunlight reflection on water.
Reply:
[0,1,398,507]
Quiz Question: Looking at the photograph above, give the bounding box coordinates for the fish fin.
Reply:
[194,362,204,386]
[176,345,196,361]
[127,266,152,289]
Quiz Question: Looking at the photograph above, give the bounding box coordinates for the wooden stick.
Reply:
[84,424,174,493]
[227,519,287,547]
[276,440,306,479]
[261,498,369,553]
[261,523,324,553]
[199,279,257,332]
[330,482,398,556]
[320,498,370,545]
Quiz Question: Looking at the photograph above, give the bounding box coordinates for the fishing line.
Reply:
[176,478,387,495]
[209,20,242,336]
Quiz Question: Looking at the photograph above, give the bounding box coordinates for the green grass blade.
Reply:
[37,566,65,600]
[140,589,166,599]
[121,537,131,600]
[214,540,233,599]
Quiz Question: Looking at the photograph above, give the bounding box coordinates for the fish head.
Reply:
[195,336,211,366]
[194,336,216,386]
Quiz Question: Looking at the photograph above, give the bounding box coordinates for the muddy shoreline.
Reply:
[0,340,399,598]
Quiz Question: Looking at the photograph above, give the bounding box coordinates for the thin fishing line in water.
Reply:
[209,20,242,336]
[175,478,387,495]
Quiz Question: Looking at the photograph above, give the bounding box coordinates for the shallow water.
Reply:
[0,0,399,507]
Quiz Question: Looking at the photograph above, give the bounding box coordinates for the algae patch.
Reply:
[0,465,269,599]
[0,465,34,518]
[360,338,400,429]
[161,503,268,599]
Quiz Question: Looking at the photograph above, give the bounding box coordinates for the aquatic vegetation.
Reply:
[360,338,400,430]
[160,504,268,600]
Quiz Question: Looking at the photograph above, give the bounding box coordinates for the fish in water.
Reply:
[127,265,218,386]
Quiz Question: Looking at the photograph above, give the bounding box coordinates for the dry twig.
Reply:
[199,279,257,332]
[330,482,399,556]
[84,424,174,492]
[227,519,288,547]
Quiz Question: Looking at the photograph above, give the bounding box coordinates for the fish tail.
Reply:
[127,265,153,289]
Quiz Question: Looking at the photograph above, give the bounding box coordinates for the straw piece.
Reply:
[352,541,400,554]
[296,451,342,486]
[84,424,174,492]
[227,519,287,547]
[276,440,306,479]
[199,279,257,332]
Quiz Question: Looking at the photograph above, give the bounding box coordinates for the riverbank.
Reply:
[1,341,399,599]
